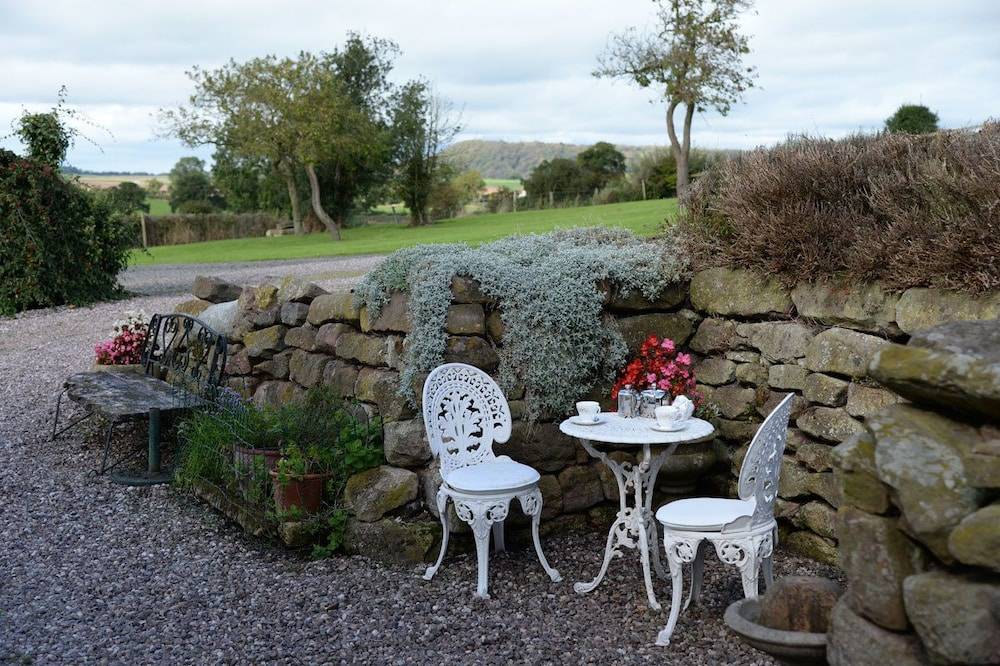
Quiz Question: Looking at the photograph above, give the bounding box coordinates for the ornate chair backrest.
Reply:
[141,313,228,402]
[422,363,512,479]
[725,393,795,533]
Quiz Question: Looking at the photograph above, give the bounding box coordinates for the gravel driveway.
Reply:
[0,259,838,664]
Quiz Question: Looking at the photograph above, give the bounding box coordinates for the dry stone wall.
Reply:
[179,270,1000,568]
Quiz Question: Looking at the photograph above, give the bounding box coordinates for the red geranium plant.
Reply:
[612,335,699,403]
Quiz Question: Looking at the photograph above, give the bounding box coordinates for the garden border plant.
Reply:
[354,227,689,418]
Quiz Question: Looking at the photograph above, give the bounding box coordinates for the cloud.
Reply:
[0,0,997,171]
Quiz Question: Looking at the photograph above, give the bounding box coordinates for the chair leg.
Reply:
[492,520,505,554]
[762,527,777,591]
[518,488,561,582]
[684,542,706,610]
[51,389,65,440]
[473,519,492,599]
[424,489,451,581]
[657,535,696,647]
[455,497,509,599]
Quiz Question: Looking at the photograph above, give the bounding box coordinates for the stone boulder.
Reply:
[443,335,499,370]
[796,407,863,443]
[288,350,330,387]
[279,301,310,326]
[557,465,604,513]
[354,368,415,422]
[802,373,849,406]
[607,283,687,311]
[768,364,808,390]
[791,281,900,333]
[827,599,929,666]
[947,503,1000,573]
[894,287,1000,334]
[307,292,362,326]
[690,318,738,353]
[690,267,792,316]
[174,298,212,316]
[617,312,694,352]
[343,465,419,522]
[253,380,298,408]
[192,275,242,303]
[335,330,390,367]
[254,350,291,380]
[784,530,837,566]
[694,357,736,385]
[903,571,1000,665]
[794,501,837,540]
[360,292,411,333]
[845,383,901,418]
[805,327,888,378]
[243,324,287,358]
[504,422,578,473]
[445,304,486,335]
[197,300,239,336]
[383,419,433,467]
[321,361,360,398]
[736,321,813,362]
[832,430,891,515]
[343,517,437,563]
[276,277,326,304]
[284,325,317,351]
[450,275,490,303]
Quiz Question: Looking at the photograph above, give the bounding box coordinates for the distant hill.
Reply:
[443,140,664,179]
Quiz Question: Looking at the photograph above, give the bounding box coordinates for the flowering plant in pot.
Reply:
[93,310,148,370]
[611,335,700,403]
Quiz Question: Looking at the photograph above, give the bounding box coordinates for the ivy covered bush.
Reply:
[355,228,689,418]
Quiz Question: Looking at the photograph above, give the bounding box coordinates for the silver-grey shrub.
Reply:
[355,228,688,418]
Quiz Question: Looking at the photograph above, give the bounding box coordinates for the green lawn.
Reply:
[146,198,171,215]
[484,178,523,192]
[131,198,677,266]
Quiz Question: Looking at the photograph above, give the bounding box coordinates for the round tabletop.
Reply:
[558,412,715,445]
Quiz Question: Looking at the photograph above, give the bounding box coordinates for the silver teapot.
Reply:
[639,387,667,419]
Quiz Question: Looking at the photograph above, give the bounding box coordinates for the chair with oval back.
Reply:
[653,393,795,646]
[421,363,561,598]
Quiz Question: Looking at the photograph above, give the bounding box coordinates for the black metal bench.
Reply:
[52,313,227,483]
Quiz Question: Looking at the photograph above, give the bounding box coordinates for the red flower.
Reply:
[611,335,701,405]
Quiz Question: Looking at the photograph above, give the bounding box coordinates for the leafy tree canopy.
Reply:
[885,104,939,134]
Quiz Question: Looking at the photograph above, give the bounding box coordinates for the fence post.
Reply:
[140,213,149,249]
[641,179,647,200]
[548,191,554,208]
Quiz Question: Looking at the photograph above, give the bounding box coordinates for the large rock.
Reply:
[845,383,901,418]
[383,419,432,467]
[344,466,419,522]
[174,298,212,316]
[803,373,849,406]
[690,267,792,316]
[617,312,693,352]
[253,380,298,408]
[343,517,436,563]
[796,440,834,472]
[791,282,900,333]
[895,287,1000,334]
[450,275,490,303]
[967,425,1000,489]
[445,304,486,335]
[307,292,362,326]
[710,384,757,419]
[768,364,808,390]
[288,350,330,388]
[903,571,1000,665]
[794,500,837,540]
[805,327,888,378]
[276,277,326,304]
[354,368,415,422]
[689,318,738,353]
[336,330,390,367]
[734,362,769,386]
[254,349,291,380]
[504,422,577,473]
[192,275,242,303]
[243,325,287,358]
[827,599,929,666]
[870,319,1000,420]
[279,301,310,326]
[198,300,239,336]
[797,407,864,443]
[947,503,1000,573]
[360,292,411,333]
[313,322,351,353]
[694,357,736,385]
[832,430,891,514]
[837,507,926,630]
[779,457,814,499]
[608,283,687,311]
[870,405,986,561]
[322,361,360,398]
[443,335,499,370]
[784,530,837,566]
[557,465,604,513]
[284,325,317,351]
[538,474,563,519]
[736,322,813,362]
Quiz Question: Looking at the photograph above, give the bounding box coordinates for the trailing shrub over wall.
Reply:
[677,123,1000,293]
[0,149,133,314]
[355,228,688,418]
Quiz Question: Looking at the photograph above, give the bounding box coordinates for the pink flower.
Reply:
[676,353,691,366]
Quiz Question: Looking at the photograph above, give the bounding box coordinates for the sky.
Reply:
[1,0,997,173]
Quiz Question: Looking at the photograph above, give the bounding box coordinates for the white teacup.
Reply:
[576,401,600,421]
[654,404,684,428]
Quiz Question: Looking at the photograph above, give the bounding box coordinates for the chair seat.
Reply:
[445,457,540,493]
[656,497,755,532]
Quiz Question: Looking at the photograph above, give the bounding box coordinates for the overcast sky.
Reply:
[1,0,997,173]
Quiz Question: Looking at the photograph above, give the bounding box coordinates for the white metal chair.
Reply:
[421,363,562,598]
[654,393,795,646]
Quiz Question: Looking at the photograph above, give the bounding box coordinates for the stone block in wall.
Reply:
[845,383,901,418]
[450,275,490,303]
[307,292,362,326]
[251,306,279,328]
[360,292,411,333]
[225,376,259,400]
[288,350,330,388]
[756,391,808,421]
[870,404,986,562]
[255,349,291,380]
[322,361,360,399]
[617,312,694,352]
[689,267,792,316]
[903,571,1000,665]
[243,324,287,358]
[706,384,756,419]
[791,282,900,334]
[607,282,687,311]
[694,357,736,385]
[894,287,1000,335]
[870,319,1000,421]
[485,310,504,341]
[445,303,486,335]
[947,503,1000,573]
[279,301,310,326]
[736,321,813,363]
[253,380,298,408]
[385,335,405,371]
[796,406,864,443]
[832,430,891,514]
[343,465,418,522]
[336,330,391,367]
[827,599,930,666]
[504,422,577,473]
[314,322,351,353]
[804,327,888,378]
[690,318,738,353]
[726,350,760,364]
[785,427,810,452]
[796,440,834,472]
[443,335,499,370]
[193,275,242,303]
[658,441,721,493]
[557,465,604,513]
[175,297,212,316]
[837,507,927,630]
[794,500,837,540]
[354,368,416,422]
[714,417,760,444]
[276,277,326,304]
[967,425,1000,489]
[779,456,814,499]
[768,364,808,390]
[784,530,837,566]
[383,419,432,467]
[284,324,317,352]
[538,474,562,519]
[227,346,252,375]
[802,372,849,406]
[343,517,436,564]
[734,362,769,386]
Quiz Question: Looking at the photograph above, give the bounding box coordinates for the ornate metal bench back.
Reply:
[140,313,228,401]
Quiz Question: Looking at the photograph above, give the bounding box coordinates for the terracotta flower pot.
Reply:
[232,444,282,474]
[269,470,332,515]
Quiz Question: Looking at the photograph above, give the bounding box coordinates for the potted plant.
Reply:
[269,441,337,515]
[93,310,149,372]
[230,404,283,476]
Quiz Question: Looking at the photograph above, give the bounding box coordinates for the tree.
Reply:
[577,141,627,192]
[595,0,756,199]
[168,156,220,212]
[391,81,461,226]
[885,104,939,134]
[103,181,149,214]
[211,146,289,214]
[523,158,586,205]
[144,177,166,199]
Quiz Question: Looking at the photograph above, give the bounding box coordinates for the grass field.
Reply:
[484,178,522,192]
[132,198,677,265]
[146,198,171,215]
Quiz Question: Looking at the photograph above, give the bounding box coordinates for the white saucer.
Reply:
[570,416,604,426]
[650,421,688,432]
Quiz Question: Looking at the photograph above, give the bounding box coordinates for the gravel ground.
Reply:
[0,262,840,665]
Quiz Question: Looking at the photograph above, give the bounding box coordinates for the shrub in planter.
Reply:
[270,442,337,515]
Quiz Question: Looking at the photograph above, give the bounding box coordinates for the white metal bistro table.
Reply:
[559,412,715,610]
